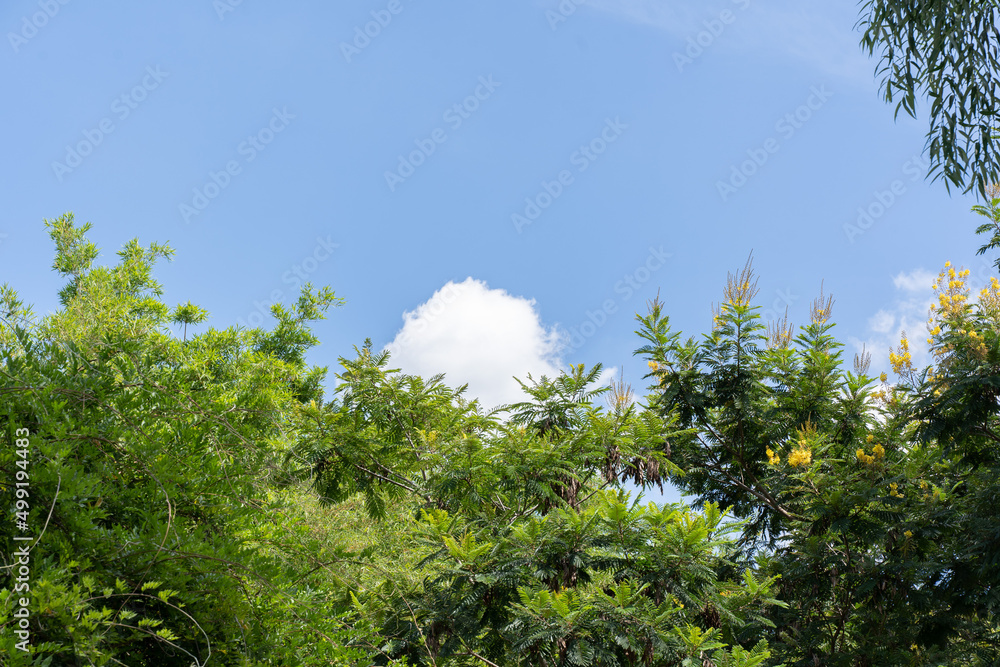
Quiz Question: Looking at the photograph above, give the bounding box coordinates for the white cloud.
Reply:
[584,0,695,34]
[868,309,895,334]
[892,268,936,293]
[384,278,565,409]
[581,0,871,84]
[851,268,936,374]
[856,261,1000,375]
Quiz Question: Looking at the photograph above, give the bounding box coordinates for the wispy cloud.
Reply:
[579,0,873,85]
[850,262,997,375]
[850,267,936,374]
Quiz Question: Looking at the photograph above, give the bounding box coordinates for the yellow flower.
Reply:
[856,448,875,465]
[945,261,951,267]
[788,447,812,468]
[879,372,887,383]
[931,326,941,335]
[766,447,781,466]
[866,434,874,442]
[648,360,660,371]
[904,530,913,538]
[873,443,885,460]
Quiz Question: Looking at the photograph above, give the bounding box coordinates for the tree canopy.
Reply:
[3,212,1000,665]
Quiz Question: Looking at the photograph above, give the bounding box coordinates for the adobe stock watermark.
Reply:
[51,66,169,183]
[340,0,413,63]
[8,0,71,54]
[236,235,339,328]
[546,0,586,30]
[384,75,501,192]
[179,107,295,223]
[673,0,751,73]
[716,85,833,202]
[842,154,929,244]
[511,117,628,233]
[563,245,672,352]
[213,0,245,20]
[760,286,798,323]
[10,426,33,653]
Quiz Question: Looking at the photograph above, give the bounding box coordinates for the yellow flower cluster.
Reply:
[721,261,757,311]
[856,443,884,466]
[648,360,660,372]
[767,440,812,467]
[928,262,971,325]
[979,276,1000,317]
[927,262,992,364]
[904,530,913,538]
[785,422,816,468]
[889,335,913,375]
[917,479,941,501]
[889,482,903,498]
[788,446,812,468]
[724,282,752,308]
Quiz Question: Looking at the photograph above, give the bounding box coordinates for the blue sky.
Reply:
[2,1,992,502]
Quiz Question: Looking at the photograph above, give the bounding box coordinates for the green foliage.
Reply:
[289,345,785,665]
[1,215,360,665]
[9,216,785,666]
[859,0,1000,197]
[635,256,1000,665]
[973,184,1000,271]
[11,213,1000,665]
